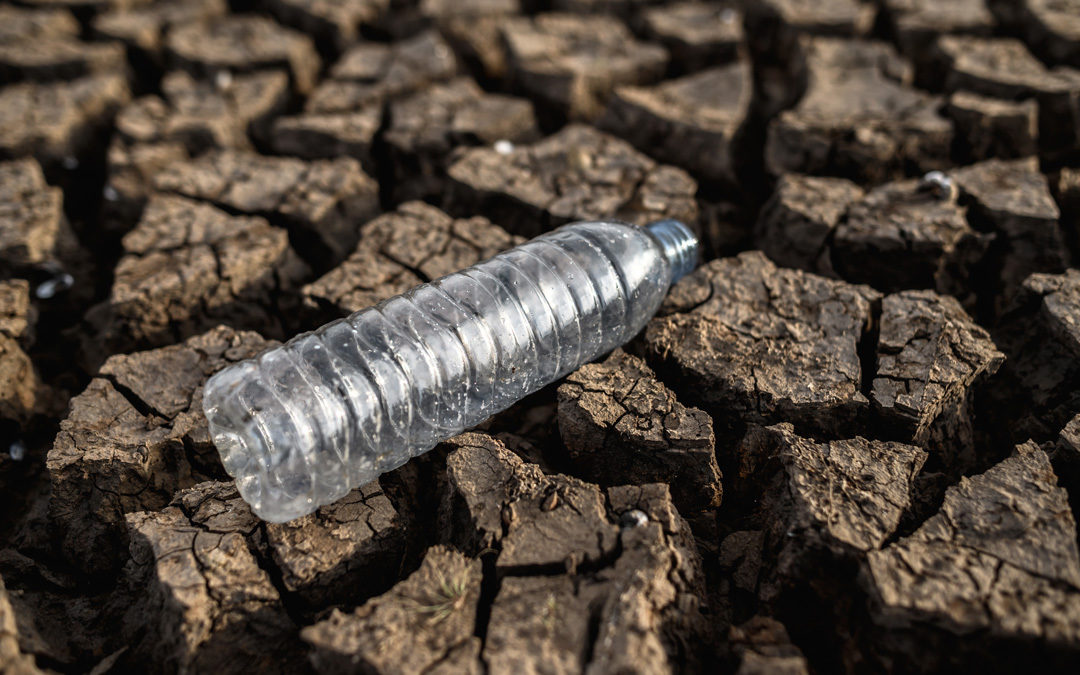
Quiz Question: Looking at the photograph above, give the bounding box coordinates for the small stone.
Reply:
[33,273,73,300]
[620,509,648,529]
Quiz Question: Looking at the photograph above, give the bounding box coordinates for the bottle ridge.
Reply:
[203,219,699,522]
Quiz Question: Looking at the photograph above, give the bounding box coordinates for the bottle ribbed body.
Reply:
[203,219,697,522]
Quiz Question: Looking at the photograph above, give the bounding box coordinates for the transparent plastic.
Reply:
[203,219,699,522]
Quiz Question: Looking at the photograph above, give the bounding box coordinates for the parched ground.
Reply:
[2,1,1080,673]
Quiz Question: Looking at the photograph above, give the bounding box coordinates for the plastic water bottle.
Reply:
[203,219,698,522]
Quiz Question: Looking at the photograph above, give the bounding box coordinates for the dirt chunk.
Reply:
[304,30,457,114]
[264,481,407,610]
[0,158,79,274]
[0,574,44,675]
[302,201,521,319]
[260,0,390,52]
[996,269,1080,442]
[440,432,618,569]
[302,545,483,675]
[417,0,520,81]
[946,90,1039,162]
[271,30,459,165]
[725,616,810,675]
[170,479,406,613]
[46,326,274,577]
[121,482,305,674]
[0,281,34,345]
[440,434,707,671]
[644,251,880,442]
[549,0,665,16]
[0,35,126,83]
[105,70,289,232]
[744,0,874,64]
[832,178,988,301]
[640,2,743,73]
[0,74,129,168]
[384,78,538,203]
[600,60,751,186]
[500,13,668,121]
[270,107,381,169]
[0,5,78,44]
[166,15,320,94]
[746,0,874,36]
[952,158,1068,311]
[83,195,308,362]
[0,280,45,428]
[754,174,864,274]
[446,124,698,237]
[862,443,1080,671]
[766,38,952,184]
[13,0,155,12]
[881,0,995,67]
[1055,414,1080,526]
[488,481,707,672]
[933,35,1080,156]
[1055,166,1080,262]
[153,149,379,266]
[873,290,1003,470]
[557,349,721,515]
[93,0,228,62]
[739,424,926,593]
[1009,0,1080,68]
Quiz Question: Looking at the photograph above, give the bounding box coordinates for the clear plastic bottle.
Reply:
[203,219,698,522]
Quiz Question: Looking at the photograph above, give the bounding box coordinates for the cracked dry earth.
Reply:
[4,1,1080,673]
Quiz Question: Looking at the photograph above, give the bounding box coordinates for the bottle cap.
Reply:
[646,220,699,284]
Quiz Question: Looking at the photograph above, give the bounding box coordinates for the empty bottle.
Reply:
[203,219,699,522]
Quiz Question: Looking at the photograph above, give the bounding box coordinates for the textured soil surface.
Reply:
[2,1,1080,673]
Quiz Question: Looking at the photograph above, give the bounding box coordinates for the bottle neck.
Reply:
[645,220,699,285]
